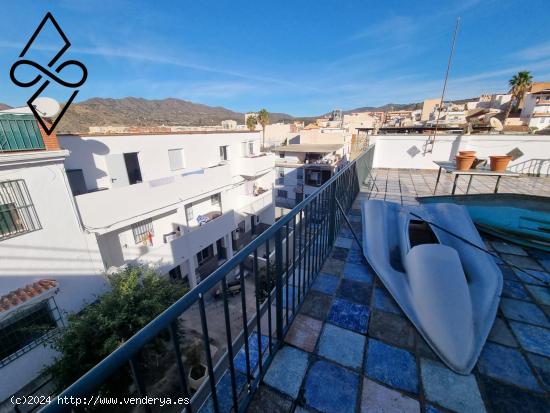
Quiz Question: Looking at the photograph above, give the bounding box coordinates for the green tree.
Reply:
[504,71,533,122]
[257,109,269,149]
[45,266,188,395]
[246,114,257,132]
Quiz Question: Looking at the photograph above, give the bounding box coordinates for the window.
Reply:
[278,167,285,178]
[0,180,41,241]
[0,298,61,367]
[219,146,229,161]
[185,204,194,221]
[211,193,221,205]
[168,148,185,171]
[279,153,285,158]
[277,190,288,198]
[131,218,154,244]
[248,142,254,155]
[196,246,212,265]
[124,153,143,185]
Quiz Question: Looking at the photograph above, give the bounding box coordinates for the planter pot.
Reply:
[188,364,207,391]
[455,155,475,171]
[459,150,477,157]
[489,155,512,172]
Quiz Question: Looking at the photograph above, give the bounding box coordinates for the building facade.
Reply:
[521,88,550,131]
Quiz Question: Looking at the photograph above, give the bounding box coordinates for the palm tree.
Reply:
[504,71,533,122]
[257,109,269,149]
[246,115,257,132]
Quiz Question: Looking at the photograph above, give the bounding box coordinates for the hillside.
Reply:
[55,97,294,133]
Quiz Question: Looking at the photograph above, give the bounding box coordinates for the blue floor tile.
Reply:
[343,262,373,283]
[345,249,364,265]
[513,268,550,286]
[263,346,309,399]
[334,237,353,249]
[425,405,445,413]
[500,298,550,328]
[527,352,550,391]
[311,273,340,295]
[199,370,247,413]
[327,298,370,334]
[526,284,550,305]
[336,278,371,305]
[304,360,359,413]
[373,287,402,315]
[317,323,366,369]
[509,321,550,357]
[282,284,298,308]
[365,339,418,394]
[498,264,518,281]
[502,280,531,300]
[234,332,269,376]
[478,342,542,391]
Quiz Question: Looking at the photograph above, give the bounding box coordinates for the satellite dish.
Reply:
[490,117,503,131]
[32,97,61,118]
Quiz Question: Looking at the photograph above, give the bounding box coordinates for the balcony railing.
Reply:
[40,146,375,413]
[0,114,45,152]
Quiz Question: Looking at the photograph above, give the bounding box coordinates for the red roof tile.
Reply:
[0,279,58,312]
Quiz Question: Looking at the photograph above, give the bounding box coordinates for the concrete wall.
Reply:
[0,151,107,401]
[372,134,550,175]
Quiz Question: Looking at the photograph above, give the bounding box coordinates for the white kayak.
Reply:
[362,199,503,374]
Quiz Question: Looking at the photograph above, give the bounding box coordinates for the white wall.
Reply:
[0,151,107,402]
[372,134,550,175]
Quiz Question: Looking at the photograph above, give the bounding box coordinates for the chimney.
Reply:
[37,118,61,151]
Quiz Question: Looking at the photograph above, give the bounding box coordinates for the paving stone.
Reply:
[346,248,364,265]
[420,359,486,413]
[331,246,349,261]
[311,273,340,295]
[336,279,371,305]
[294,406,315,413]
[512,268,550,286]
[360,378,420,413]
[234,332,269,375]
[327,298,370,334]
[246,385,293,413]
[500,298,550,327]
[480,376,549,413]
[199,370,247,413]
[317,323,366,369]
[415,334,438,360]
[366,339,418,394]
[478,342,542,391]
[526,284,550,305]
[263,346,309,399]
[526,352,550,391]
[424,405,446,413]
[300,291,333,321]
[285,314,323,353]
[487,318,517,347]
[501,253,544,270]
[373,287,402,316]
[510,321,550,357]
[368,311,415,350]
[334,237,353,249]
[303,360,359,413]
[343,262,374,283]
[282,284,298,309]
[502,280,531,300]
[498,264,518,281]
[529,249,550,272]
[321,258,346,276]
[491,241,528,256]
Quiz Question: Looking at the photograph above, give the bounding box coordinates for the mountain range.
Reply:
[0,96,476,133]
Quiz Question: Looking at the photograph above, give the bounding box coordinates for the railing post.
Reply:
[328,183,337,246]
[274,228,284,342]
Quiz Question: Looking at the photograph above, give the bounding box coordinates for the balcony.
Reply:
[74,163,232,233]
[133,210,235,275]
[0,114,45,152]
[237,187,273,215]
[39,143,550,413]
[234,153,275,177]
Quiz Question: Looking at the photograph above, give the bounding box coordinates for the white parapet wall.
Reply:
[372,134,550,175]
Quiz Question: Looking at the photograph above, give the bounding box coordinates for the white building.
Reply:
[521,88,550,131]
[272,143,349,209]
[221,119,238,130]
[0,114,107,402]
[59,131,276,288]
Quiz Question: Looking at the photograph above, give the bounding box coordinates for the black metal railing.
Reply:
[40,146,374,413]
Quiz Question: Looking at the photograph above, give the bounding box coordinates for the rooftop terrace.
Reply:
[38,146,550,413]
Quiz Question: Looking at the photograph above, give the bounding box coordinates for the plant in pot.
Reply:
[187,343,207,392]
[489,155,512,172]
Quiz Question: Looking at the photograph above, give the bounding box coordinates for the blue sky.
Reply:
[1,0,549,116]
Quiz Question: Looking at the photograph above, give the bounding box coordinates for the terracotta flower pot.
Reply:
[489,155,512,172]
[459,150,476,157]
[455,155,475,171]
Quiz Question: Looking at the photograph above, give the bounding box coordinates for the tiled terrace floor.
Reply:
[243,183,550,412]
[365,168,550,205]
